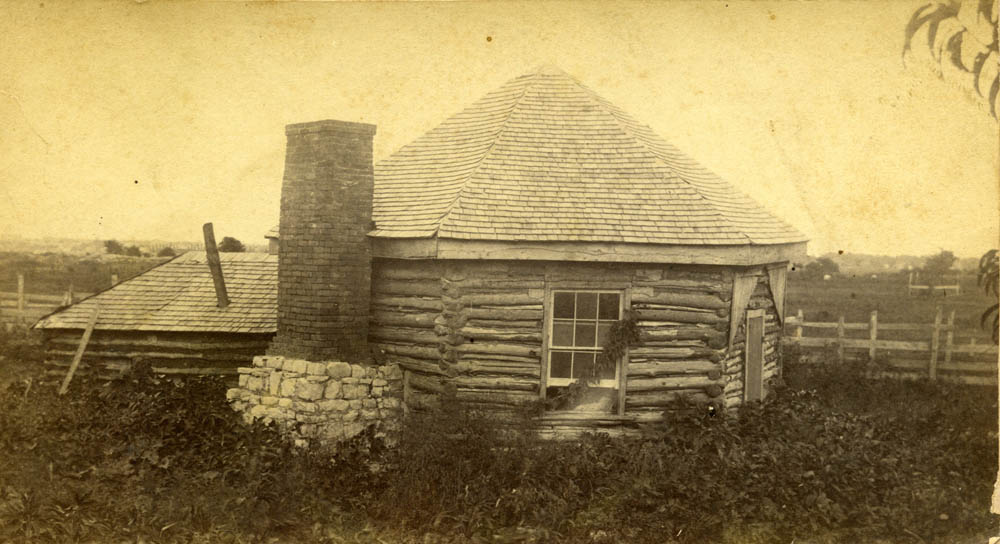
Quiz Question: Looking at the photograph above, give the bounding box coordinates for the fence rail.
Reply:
[784,307,998,386]
[1,271,100,327]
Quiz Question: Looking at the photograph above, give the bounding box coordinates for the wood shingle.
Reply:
[371,66,806,246]
[34,252,277,333]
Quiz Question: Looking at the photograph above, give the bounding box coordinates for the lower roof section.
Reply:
[371,237,807,266]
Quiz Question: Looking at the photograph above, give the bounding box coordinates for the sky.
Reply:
[1,0,997,257]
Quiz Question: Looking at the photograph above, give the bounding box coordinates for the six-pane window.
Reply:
[548,291,622,387]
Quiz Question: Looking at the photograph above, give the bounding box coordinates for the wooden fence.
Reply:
[907,271,960,296]
[0,273,95,327]
[784,307,998,385]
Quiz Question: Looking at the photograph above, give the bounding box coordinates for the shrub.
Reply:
[0,357,994,543]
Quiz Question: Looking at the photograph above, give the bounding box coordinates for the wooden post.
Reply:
[202,223,230,308]
[111,273,119,286]
[869,310,878,361]
[68,283,74,304]
[16,273,24,312]
[929,305,942,380]
[836,315,845,363]
[944,309,955,366]
[795,309,803,339]
[59,306,100,395]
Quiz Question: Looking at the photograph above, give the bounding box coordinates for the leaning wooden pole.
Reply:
[202,223,230,308]
[59,305,99,395]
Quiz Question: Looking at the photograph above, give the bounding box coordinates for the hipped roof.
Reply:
[370,66,807,246]
[34,252,277,334]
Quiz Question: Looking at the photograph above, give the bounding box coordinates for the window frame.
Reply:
[545,289,624,389]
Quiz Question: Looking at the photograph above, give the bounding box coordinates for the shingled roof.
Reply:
[371,66,806,246]
[34,252,277,333]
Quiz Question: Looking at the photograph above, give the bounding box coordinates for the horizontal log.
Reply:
[394,357,450,376]
[628,346,718,359]
[538,412,633,424]
[45,344,267,359]
[371,278,441,297]
[624,389,710,408]
[639,327,725,343]
[445,277,545,293]
[627,375,720,392]
[373,343,442,361]
[627,360,720,377]
[466,318,542,330]
[372,265,440,280]
[370,310,438,329]
[369,327,440,345]
[46,349,254,362]
[636,309,726,324]
[453,360,540,378]
[454,389,537,406]
[45,336,271,351]
[465,308,543,321]
[457,342,538,358]
[631,292,728,310]
[458,353,540,364]
[460,293,541,307]
[461,327,543,343]
[453,376,537,392]
[47,355,243,371]
[371,295,442,312]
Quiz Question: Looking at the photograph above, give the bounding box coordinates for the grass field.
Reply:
[786,273,993,340]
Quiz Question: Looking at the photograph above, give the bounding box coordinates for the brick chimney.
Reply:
[268,120,376,363]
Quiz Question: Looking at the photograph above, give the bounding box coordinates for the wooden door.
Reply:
[745,309,765,401]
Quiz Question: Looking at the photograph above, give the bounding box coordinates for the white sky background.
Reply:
[1,1,997,257]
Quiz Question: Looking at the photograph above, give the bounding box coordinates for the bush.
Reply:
[0,365,378,543]
[0,358,994,543]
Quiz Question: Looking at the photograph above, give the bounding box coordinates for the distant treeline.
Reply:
[0,252,168,295]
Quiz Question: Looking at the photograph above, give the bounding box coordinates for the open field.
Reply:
[786,273,990,334]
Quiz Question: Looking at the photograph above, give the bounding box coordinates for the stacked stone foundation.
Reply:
[227,355,403,447]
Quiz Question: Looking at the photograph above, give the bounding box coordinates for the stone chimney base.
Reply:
[227,355,403,448]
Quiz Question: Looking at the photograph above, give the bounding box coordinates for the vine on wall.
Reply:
[545,309,641,411]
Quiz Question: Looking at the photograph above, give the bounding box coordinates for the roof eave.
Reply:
[372,236,807,266]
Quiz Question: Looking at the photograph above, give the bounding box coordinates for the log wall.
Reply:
[370,258,786,429]
[40,330,273,382]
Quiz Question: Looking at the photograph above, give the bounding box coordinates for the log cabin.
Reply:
[247,66,808,436]
[33,252,277,381]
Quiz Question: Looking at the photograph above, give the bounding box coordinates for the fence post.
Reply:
[111,273,118,286]
[869,310,878,361]
[929,305,942,380]
[795,309,803,339]
[836,315,845,363]
[944,310,955,366]
[16,273,24,312]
